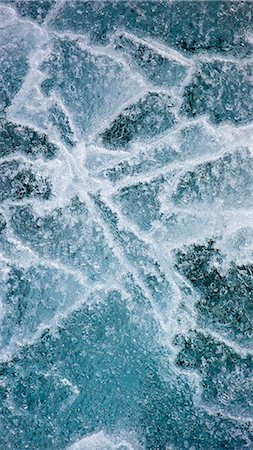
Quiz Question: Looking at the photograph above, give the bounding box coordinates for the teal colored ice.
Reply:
[0,1,253,449]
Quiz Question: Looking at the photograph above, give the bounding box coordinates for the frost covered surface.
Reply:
[0,1,253,449]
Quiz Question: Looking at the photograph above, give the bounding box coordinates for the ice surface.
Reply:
[0,1,253,449]
[0,263,85,349]
[68,431,140,450]
[172,148,253,207]
[48,103,76,148]
[11,198,118,282]
[182,61,253,125]
[101,92,175,149]
[0,4,46,112]
[100,145,179,184]
[114,179,163,231]
[175,241,253,348]
[49,1,253,57]
[3,0,55,23]
[39,37,143,136]
[113,32,188,88]
[0,120,58,159]
[0,159,51,201]
[175,329,253,417]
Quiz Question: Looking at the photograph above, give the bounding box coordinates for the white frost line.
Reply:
[115,29,192,67]
[86,144,130,158]
[0,271,127,364]
[0,153,53,166]
[200,402,253,426]
[97,191,180,292]
[198,327,253,358]
[106,146,230,194]
[190,52,253,65]
[44,0,68,28]
[91,195,178,337]
[93,113,223,173]
[2,231,87,285]
[90,116,213,174]
[122,29,253,65]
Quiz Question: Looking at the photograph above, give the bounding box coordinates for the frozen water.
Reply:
[11,198,118,282]
[172,148,253,207]
[67,430,141,450]
[0,1,253,449]
[0,120,58,159]
[175,241,253,348]
[49,1,253,57]
[182,61,253,125]
[39,37,144,136]
[0,263,85,349]
[5,0,55,24]
[48,102,76,148]
[100,92,175,149]
[113,32,188,88]
[0,159,51,201]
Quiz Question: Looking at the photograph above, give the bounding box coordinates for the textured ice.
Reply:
[0,263,84,349]
[11,0,55,23]
[11,198,118,282]
[0,120,58,159]
[0,4,45,112]
[49,1,253,57]
[172,149,253,207]
[101,92,175,149]
[172,148,253,207]
[0,1,253,449]
[113,33,188,88]
[175,330,253,418]
[68,431,140,450]
[48,103,76,148]
[99,123,221,184]
[0,160,51,201]
[182,62,253,125]
[114,179,162,231]
[175,241,253,348]
[40,37,143,135]
[100,145,179,183]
